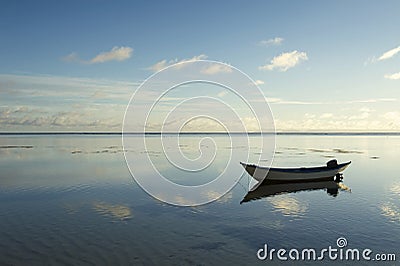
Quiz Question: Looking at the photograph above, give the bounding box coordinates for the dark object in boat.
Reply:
[327,159,338,168]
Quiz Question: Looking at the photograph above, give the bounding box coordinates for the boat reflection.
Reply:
[241,178,351,204]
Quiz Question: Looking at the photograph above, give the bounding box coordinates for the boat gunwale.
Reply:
[240,161,351,173]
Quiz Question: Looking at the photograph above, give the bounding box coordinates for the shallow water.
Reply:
[0,134,399,265]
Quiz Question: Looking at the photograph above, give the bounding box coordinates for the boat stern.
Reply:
[240,162,256,177]
[240,162,268,182]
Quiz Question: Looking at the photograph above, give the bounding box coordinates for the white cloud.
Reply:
[320,113,333,119]
[2,72,399,132]
[179,117,226,132]
[241,117,261,132]
[348,98,397,103]
[201,64,232,75]
[0,74,139,131]
[382,112,400,128]
[0,74,137,101]
[217,90,228,97]
[0,108,121,129]
[149,60,169,72]
[148,54,208,72]
[378,46,400,61]
[348,108,371,120]
[258,37,284,47]
[259,50,308,71]
[359,107,372,113]
[273,106,400,132]
[267,98,323,105]
[254,80,265,85]
[265,97,282,103]
[261,97,397,105]
[384,72,400,80]
[383,111,400,122]
[90,46,133,63]
[63,46,133,64]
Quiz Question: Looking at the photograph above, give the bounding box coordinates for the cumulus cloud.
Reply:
[90,46,133,63]
[254,80,265,85]
[382,112,400,128]
[273,106,400,132]
[148,54,208,72]
[320,113,333,119]
[378,46,400,61]
[348,108,371,120]
[181,117,226,132]
[0,74,137,131]
[258,37,284,47]
[384,72,400,80]
[201,63,232,75]
[217,90,228,97]
[149,60,170,72]
[383,111,400,122]
[259,50,308,71]
[0,107,121,129]
[63,46,133,64]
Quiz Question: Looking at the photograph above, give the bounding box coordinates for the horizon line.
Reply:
[1,131,400,136]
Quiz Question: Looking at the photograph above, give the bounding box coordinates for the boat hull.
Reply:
[240,161,351,182]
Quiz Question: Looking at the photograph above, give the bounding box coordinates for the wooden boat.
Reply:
[240,159,351,183]
[240,179,351,204]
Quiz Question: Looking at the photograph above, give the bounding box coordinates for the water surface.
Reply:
[0,134,399,265]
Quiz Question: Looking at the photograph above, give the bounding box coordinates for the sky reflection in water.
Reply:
[0,134,399,265]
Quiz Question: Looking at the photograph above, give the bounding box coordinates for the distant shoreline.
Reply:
[1,132,400,136]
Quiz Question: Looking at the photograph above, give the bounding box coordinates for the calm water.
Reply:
[0,134,399,265]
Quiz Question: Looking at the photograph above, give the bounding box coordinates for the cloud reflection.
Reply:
[267,195,308,217]
[380,181,400,223]
[390,182,400,196]
[93,202,132,221]
[381,203,400,223]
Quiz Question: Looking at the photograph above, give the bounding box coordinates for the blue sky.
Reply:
[1,0,400,131]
